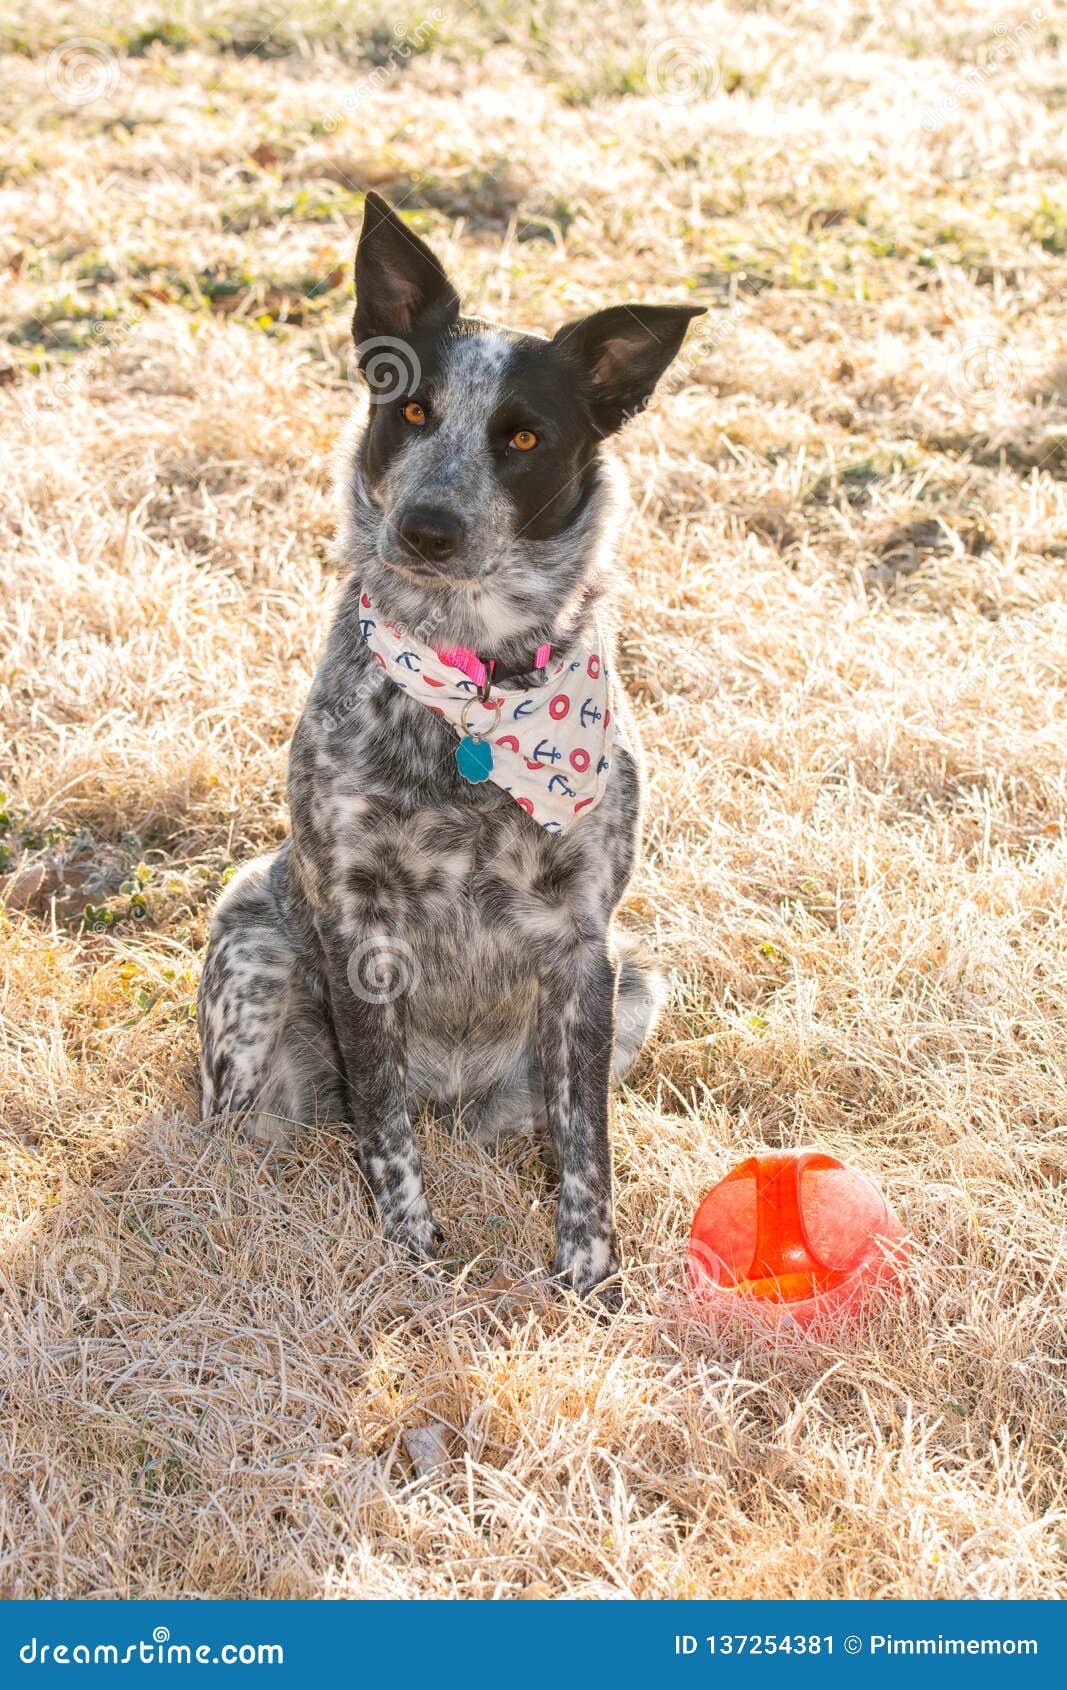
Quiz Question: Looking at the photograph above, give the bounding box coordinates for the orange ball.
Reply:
[688,1149,907,1327]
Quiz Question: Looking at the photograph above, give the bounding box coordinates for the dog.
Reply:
[198,191,703,1300]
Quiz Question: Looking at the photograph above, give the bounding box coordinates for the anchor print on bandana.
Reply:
[357,587,619,833]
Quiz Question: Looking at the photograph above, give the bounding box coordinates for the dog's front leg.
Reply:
[537,940,619,1301]
[321,929,440,1259]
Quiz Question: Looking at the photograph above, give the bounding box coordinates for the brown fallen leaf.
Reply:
[1,858,95,915]
[806,205,850,231]
[132,285,177,307]
[2,861,64,911]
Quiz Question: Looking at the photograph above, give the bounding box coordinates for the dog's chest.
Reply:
[290,654,640,1018]
[303,786,609,981]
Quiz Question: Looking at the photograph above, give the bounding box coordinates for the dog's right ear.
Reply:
[353,191,459,350]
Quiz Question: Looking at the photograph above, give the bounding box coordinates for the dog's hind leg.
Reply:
[197,855,343,1145]
[613,942,665,1082]
[461,1059,549,1149]
[462,940,664,1147]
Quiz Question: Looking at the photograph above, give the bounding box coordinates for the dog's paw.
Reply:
[551,1234,621,1309]
[383,1204,444,1262]
[244,1110,294,1151]
[206,1106,293,1152]
[533,1124,559,1179]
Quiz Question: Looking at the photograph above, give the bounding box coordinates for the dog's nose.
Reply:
[396,506,464,566]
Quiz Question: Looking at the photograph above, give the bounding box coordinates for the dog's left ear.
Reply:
[553,303,705,436]
[353,190,460,349]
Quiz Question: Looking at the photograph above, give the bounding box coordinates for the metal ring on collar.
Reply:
[460,697,502,738]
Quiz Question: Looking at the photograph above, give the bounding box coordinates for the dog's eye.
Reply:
[403,401,427,426]
[509,429,538,451]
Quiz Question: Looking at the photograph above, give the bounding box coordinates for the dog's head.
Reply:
[344,191,703,650]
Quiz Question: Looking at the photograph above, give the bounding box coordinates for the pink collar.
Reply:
[434,641,552,691]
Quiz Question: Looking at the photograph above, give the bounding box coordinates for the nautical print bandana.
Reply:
[357,588,618,833]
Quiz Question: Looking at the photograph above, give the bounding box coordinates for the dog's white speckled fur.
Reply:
[198,192,702,1299]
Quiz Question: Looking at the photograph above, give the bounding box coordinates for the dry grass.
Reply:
[2,0,1067,1599]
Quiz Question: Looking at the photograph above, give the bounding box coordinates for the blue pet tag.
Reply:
[456,734,493,783]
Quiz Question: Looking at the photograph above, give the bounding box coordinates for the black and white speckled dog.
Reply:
[198,192,703,1299]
